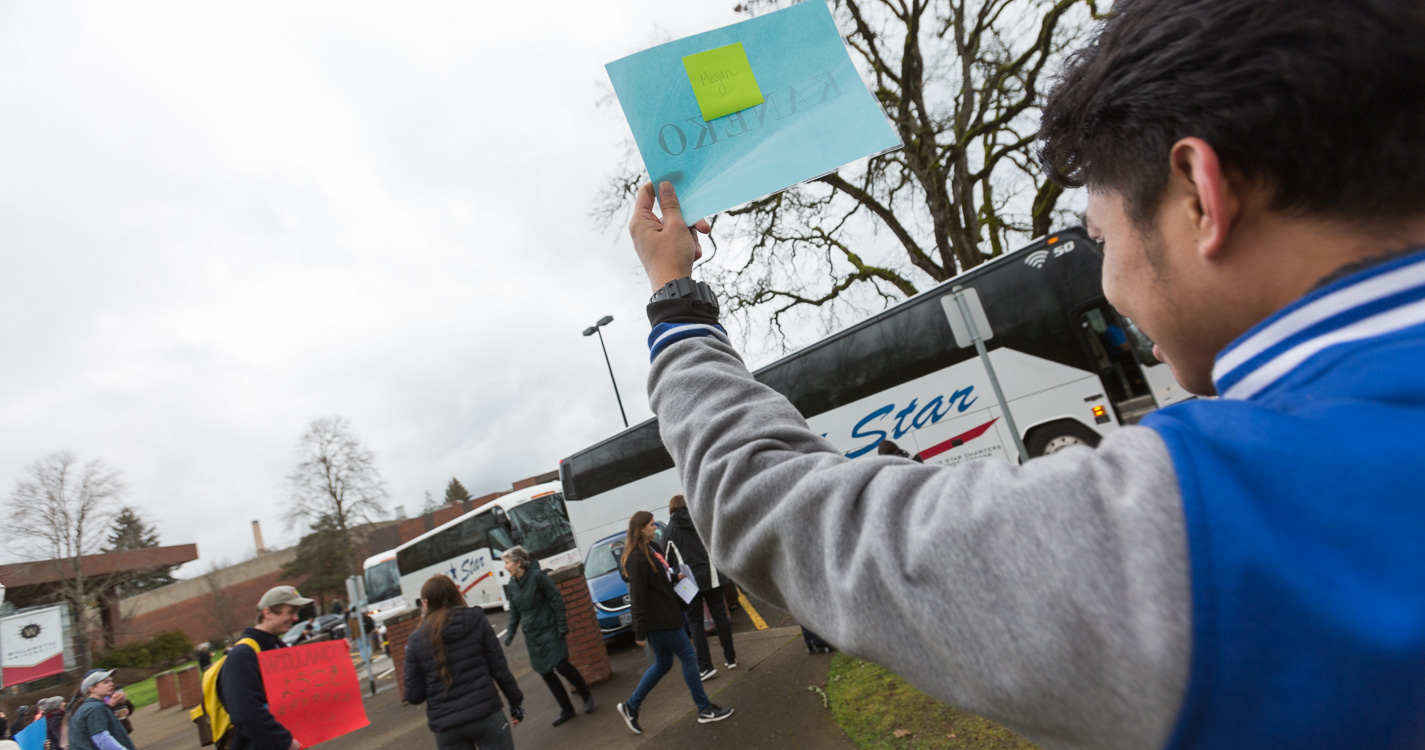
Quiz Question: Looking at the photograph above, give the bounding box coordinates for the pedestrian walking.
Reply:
[404,575,524,750]
[662,495,736,681]
[500,546,594,726]
[66,670,134,750]
[10,707,30,737]
[616,511,732,735]
[37,697,63,750]
[625,0,1425,744]
[217,585,312,750]
[195,643,212,673]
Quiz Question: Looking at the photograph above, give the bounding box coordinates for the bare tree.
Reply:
[200,559,246,644]
[4,451,127,668]
[285,416,388,576]
[598,0,1100,343]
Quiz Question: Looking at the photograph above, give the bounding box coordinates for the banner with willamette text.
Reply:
[259,639,370,746]
[1,606,66,688]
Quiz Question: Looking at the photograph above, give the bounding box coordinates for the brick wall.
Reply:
[386,609,423,702]
[549,563,611,685]
[177,665,202,709]
[156,671,179,708]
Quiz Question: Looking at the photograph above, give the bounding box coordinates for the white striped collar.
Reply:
[1212,248,1425,401]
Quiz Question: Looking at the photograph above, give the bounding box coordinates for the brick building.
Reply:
[114,470,560,647]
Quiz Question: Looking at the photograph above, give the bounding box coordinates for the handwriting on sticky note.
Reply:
[683,42,764,122]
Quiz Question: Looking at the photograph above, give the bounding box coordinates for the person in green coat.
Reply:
[501,546,595,726]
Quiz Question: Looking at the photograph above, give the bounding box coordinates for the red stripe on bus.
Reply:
[462,571,493,594]
[917,418,1000,460]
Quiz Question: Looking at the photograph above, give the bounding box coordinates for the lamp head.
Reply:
[582,327,597,337]
[597,315,614,327]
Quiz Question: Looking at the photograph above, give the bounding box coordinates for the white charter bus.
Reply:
[361,481,579,621]
[557,227,1190,556]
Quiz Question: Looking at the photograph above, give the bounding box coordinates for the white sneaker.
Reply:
[725,661,737,670]
[699,667,718,682]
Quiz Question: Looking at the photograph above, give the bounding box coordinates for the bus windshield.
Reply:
[509,493,575,560]
[364,559,401,605]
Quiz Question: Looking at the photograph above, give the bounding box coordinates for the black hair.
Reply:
[1039,0,1425,226]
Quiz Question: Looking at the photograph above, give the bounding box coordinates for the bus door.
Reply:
[1075,305,1159,423]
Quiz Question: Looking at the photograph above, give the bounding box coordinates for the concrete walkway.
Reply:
[130,625,852,750]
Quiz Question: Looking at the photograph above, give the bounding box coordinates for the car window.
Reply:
[585,540,624,579]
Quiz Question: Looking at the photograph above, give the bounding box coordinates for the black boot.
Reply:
[552,709,577,726]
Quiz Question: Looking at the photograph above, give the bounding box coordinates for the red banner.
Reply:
[258,640,369,746]
[2,653,64,688]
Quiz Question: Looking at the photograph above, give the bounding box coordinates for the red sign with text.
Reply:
[258,640,369,746]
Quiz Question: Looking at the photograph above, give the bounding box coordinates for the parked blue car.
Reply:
[585,526,662,639]
[586,524,721,640]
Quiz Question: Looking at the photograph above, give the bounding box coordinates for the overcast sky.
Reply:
[0,1,771,577]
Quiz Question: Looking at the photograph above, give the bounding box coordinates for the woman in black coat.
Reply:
[615,511,733,735]
[500,546,593,726]
[404,575,525,750]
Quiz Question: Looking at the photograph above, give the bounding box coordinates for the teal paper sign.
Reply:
[606,1,902,221]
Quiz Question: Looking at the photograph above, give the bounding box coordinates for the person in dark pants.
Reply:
[195,643,212,673]
[405,575,524,750]
[218,585,311,750]
[616,511,733,735]
[662,495,736,681]
[500,545,593,726]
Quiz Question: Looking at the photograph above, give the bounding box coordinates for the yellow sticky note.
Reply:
[682,42,764,122]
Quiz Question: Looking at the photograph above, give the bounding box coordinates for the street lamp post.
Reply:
[583,315,629,429]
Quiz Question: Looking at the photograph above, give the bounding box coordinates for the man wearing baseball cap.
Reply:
[67,669,133,750]
[218,585,312,750]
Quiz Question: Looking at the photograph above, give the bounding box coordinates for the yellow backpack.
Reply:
[190,637,261,749]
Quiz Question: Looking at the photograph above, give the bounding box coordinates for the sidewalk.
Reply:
[131,626,851,750]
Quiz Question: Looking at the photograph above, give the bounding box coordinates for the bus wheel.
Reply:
[1024,420,1102,458]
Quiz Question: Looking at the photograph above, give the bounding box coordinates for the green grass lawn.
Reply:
[827,655,1040,750]
[123,660,196,709]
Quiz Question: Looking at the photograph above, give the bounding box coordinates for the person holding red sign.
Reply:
[405,575,525,750]
[219,586,312,750]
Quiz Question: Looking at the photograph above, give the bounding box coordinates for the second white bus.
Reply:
[361,481,579,621]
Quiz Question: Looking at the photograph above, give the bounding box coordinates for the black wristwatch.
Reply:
[650,277,720,314]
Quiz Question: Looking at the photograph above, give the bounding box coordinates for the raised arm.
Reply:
[632,181,1192,750]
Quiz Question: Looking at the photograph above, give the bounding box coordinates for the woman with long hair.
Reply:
[615,511,733,735]
[501,546,595,726]
[404,575,525,750]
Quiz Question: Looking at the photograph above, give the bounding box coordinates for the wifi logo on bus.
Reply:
[1023,249,1050,269]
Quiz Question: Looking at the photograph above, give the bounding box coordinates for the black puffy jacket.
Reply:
[403,607,524,732]
[664,507,719,591]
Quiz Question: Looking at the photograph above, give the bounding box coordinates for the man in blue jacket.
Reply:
[219,586,311,750]
[626,0,1425,747]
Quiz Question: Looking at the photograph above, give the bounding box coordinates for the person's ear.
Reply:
[1167,137,1238,261]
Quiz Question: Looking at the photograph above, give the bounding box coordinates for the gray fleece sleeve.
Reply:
[649,335,1192,750]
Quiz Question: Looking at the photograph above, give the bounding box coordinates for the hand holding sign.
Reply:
[258,640,369,747]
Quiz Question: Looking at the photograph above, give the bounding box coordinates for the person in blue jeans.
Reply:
[616,510,733,734]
